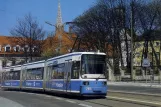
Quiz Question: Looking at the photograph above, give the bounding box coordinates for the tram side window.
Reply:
[9,72,13,80]
[52,66,58,79]
[4,72,8,80]
[26,68,44,80]
[71,61,80,79]
[34,68,44,80]
[15,71,20,80]
[57,63,64,79]
[6,72,9,80]
[52,63,64,79]
[26,69,33,80]
[2,72,6,81]
[8,71,20,80]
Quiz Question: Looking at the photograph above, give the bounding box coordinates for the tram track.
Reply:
[106,91,161,107]
[81,97,157,107]
[0,90,158,107]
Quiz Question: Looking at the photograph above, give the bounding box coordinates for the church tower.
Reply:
[56,0,63,32]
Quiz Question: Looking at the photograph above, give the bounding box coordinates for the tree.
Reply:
[72,0,128,79]
[10,13,45,62]
[71,0,161,81]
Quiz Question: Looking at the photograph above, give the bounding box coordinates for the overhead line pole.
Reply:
[131,0,134,81]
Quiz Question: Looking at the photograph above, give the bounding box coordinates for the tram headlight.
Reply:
[83,81,89,85]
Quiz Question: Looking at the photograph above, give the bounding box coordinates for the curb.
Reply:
[107,82,161,88]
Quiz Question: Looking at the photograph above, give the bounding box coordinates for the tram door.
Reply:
[46,66,52,90]
[64,60,72,92]
[20,68,27,88]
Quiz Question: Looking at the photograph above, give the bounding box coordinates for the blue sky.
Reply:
[0,0,96,36]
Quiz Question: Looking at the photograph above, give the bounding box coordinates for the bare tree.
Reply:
[71,0,129,79]
[69,0,161,81]
[10,13,45,62]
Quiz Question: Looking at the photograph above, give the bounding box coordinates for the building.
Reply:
[0,36,27,70]
[133,39,161,80]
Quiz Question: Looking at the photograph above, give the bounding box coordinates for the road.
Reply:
[0,90,152,107]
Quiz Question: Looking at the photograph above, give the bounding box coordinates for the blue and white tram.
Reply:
[1,52,107,97]
[1,65,21,89]
[45,52,107,96]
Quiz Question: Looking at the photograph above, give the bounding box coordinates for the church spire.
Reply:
[56,0,63,29]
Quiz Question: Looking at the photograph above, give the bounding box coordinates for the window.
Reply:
[3,71,20,80]
[51,63,64,79]
[32,46,37,52]
[71,61,80,79]
[5,72,9,80]
[23,45,29,52]
[5,45,11,52]
[13,71,20,80]
[0,45,1,51]
[81,55,106,75]
[51,66,58,79]
[8,71,20,80]
[26,67,44,80]
[13,45,20,52]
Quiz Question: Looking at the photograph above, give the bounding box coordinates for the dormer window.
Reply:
[5,45,11,52]
[13,45,20,52]
[32,46,37,52]
[23,45,29,52]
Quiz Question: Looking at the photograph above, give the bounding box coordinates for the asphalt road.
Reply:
[108,85,161,95]
[0,90,154,107]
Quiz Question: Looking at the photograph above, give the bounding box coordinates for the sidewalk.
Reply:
[107,81,161,88]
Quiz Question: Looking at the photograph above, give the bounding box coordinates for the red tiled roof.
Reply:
[0,36,24,54]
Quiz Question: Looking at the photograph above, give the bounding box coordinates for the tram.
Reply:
[1,52,107,97]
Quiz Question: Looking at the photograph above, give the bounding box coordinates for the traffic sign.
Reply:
[142,58,150,67]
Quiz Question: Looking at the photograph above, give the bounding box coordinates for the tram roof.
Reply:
[23,60,45,66]
[3,65,22,69]
[47,52,106,61]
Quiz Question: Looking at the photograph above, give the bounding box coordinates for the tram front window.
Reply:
[81,54,106,79]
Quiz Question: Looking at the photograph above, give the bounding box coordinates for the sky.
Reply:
[0,0,96,36]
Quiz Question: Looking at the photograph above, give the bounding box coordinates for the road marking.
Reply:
[78,103,92,107]
[65,100,76,104]
[27,93,34,95]
[107,96,161,106]
[54,97,63,100]
[45,95,52,98]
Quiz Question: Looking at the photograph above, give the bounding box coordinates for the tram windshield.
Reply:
[81,54,106,78]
